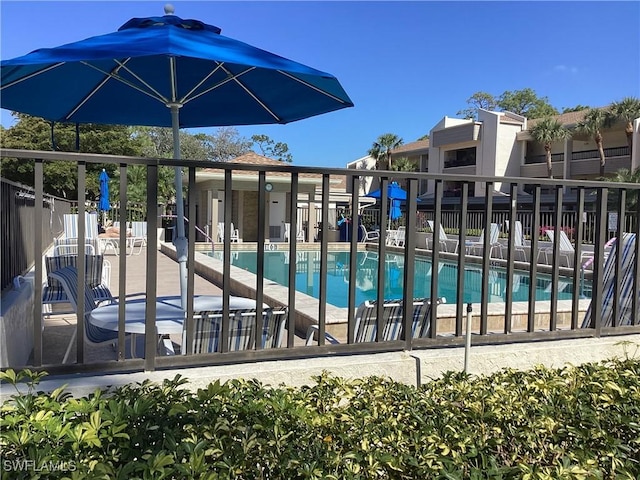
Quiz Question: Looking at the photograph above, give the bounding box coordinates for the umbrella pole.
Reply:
[171,104,188,310]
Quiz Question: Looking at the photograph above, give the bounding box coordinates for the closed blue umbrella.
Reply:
[1,5,353,308]
[98,169,111,212]
[98,168,111,228]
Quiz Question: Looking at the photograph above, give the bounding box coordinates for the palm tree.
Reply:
[529,117,571,179]
[608,167,640,212]
[368,133,403,170]
[390,157,418,189]
[606,97,640,153]
[576,108,608,177]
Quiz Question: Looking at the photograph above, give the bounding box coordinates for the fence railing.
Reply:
[525,146,630,165]
[1,148,639,375]
[0,178,72,291]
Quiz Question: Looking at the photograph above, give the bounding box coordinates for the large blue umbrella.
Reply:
[1,5,353,308]
[366,182,409,202]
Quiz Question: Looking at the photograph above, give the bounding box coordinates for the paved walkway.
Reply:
[106,246,222,298]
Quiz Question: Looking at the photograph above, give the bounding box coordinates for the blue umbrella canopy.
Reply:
[1,6,353,309]
[0,11,353,127]
[98,169,111,212]
[366,182,408,201]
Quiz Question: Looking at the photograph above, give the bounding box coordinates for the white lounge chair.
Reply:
[542,229,587,267]
[503,220,528,261]
[465,223,501,258]
[217,222,240,243]
[426,220,459,253]
[359,224,380,243]
[60,212,101,253]
[130,221,147,255]
[63,212,100,239]
[284,223,305,242]
[388,226,406,247]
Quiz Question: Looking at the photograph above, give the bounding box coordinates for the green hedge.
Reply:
[2,357,639,479]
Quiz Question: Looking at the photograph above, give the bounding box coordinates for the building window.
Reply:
[444,147,476,168]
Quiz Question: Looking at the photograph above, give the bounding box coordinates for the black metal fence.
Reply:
[0,178,71,291]
[1,148,639,375]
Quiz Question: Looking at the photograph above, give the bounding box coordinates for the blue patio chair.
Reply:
[48,266,123,364]
[305,298,445,345]
[582,232,638,328]
[42,254,112,318]
[192,307,288,353]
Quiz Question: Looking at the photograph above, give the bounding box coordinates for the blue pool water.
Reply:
[207,250,590,308]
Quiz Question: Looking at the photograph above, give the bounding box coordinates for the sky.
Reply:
[1,1,639,168]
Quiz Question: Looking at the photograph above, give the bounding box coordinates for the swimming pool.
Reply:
[206,250,590,308]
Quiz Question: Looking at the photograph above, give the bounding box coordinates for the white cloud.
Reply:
[553,65,579,74]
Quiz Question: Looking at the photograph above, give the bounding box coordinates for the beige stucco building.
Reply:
[382,106,640,198]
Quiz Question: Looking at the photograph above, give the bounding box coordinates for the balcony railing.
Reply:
[1,148,639,375]
[525,146,630,165]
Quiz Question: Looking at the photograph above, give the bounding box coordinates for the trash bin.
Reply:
[339,218,352,242]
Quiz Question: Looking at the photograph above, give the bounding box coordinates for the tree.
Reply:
[390,157,417,172]
[497,88,558,118]
[457,89,558,120]
[416,134,430,141]
[110,164,176,206]
[607,167,640,212]
[208,127,253,162]
[251,134,293,162]
[0,113,144,199]
[368,133,403,170]
[389,157,418,189]
[529,117,571,179]
[575,108,609,177]
[606,97,640,153]
[457,92,497,120]
[562,105,590,113]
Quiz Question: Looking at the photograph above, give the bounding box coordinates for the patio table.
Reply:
[89,295,264,356]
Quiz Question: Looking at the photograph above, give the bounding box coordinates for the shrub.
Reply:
[1,359,639,478]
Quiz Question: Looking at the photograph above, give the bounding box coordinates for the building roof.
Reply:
[527,106,609,129]
[200,152,320,180]
[391,139,430,155]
